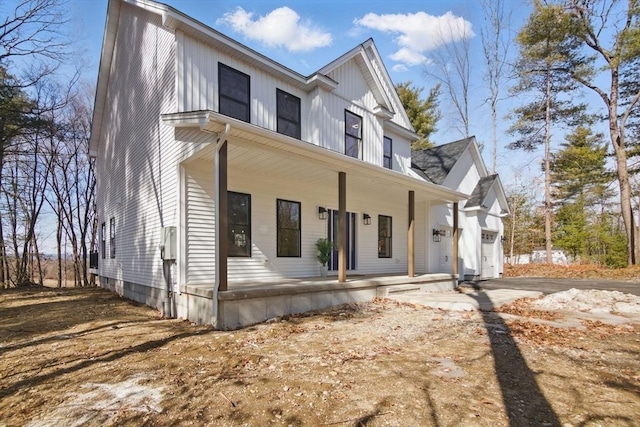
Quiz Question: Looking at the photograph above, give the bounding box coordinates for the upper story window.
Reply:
[219,63,250,122]
[345,110,362,159]
[277,89,301,139]
[277,199,301,257]
[383,136,392,169]
[228,192,251,257]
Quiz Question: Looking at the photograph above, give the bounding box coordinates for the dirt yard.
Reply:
[1,286,639,427]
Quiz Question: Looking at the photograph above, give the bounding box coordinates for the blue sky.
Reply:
[65,0,545,186]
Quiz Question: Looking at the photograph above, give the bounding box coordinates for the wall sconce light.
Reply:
[432,229,441,243]
[318,206,327,220]
[363,213,371,225]
[501,235,506,243]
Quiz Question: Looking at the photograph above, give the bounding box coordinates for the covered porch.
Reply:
[162,111,467,328]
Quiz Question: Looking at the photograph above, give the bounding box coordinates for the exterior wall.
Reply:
[442,149,480,194]
[384,127,412,174]
[95,2,178,303]
[175,33,406,173]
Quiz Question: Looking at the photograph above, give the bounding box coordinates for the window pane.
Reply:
[277,118,300,139]
[383,136,391,156]
[345,135,359,158]
[277,90,300,121]
[378,215,392,258]
[345,111,361,138]
[219,64,250,122]
[277,199,301,257]
[228,192,251,257]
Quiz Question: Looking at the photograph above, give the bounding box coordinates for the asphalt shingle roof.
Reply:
[410,137,474,185]
[465,174,498,209]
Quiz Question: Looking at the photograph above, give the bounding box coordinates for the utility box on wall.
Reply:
[160,226,177,260]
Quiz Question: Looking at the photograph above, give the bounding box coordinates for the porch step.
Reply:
[376,284,422,297]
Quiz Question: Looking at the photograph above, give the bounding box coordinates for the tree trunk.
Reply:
[544,68,552,264]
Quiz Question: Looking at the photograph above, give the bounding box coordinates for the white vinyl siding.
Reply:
[184,160,215,284]
[96,3,177,289]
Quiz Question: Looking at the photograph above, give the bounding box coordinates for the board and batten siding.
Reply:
[96,2,177,290]
[176,32,310,140]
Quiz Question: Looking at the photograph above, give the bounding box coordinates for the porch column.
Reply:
[338,172,347,283]
[408,191,415,277]
[452,202,459,280]
[215,141,228,292]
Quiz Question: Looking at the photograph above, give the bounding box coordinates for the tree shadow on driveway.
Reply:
[467,289,561,427]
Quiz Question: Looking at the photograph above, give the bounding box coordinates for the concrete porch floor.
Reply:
[180,272,458,300]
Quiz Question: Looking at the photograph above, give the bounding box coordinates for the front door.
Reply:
[438,227,453,272]
[327,210,356,271]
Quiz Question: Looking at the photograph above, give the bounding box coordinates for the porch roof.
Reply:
[161,110,469,204]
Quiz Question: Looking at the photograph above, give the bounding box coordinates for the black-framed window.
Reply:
[277,199,301,257]
[276,89,301,139]
[109,217,116,259]
[101,222,106,259]
[345,110,362,159]
[383,136,392,169]
[228,191,251,257]
[219,63,250,122]
[378,215,392,258]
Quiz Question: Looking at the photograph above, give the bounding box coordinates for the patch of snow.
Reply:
[27,374,163,427]
[531,288,640,315]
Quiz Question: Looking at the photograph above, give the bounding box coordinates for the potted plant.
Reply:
[315,238,334,278]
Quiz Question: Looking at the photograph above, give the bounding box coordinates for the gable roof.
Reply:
[90,0,416,153]
[410,137,475,185]
[464,174,498,209]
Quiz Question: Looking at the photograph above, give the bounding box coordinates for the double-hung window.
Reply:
[219,63,250,122]
[109,217,116,259]
[277,199,301,257]
[228,192,251,257]
[345,110,362,159]
[383,136,392,169]
[100,222,106,259]
[276,89,301,139]
[378,215,392,258]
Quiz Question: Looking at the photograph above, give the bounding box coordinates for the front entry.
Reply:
[328,210,356,271]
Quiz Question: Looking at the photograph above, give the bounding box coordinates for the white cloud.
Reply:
[391,64,409,72]
[217,7,332,53]
[354,11,474,67]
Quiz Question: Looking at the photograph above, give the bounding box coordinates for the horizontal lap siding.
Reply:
[97,3,176,289]
[185,160,215,284]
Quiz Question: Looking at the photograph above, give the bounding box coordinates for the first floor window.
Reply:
[378,215,392,258]
[277,199,301,257]
[109,217,116,258]
[345,110,362,159]
[383,136,392,169]
[100,222,106,259]
[228,192,251,257]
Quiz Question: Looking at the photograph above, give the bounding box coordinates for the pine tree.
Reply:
[395,82,441,150]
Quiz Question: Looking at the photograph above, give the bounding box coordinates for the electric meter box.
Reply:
[160,226,177,260]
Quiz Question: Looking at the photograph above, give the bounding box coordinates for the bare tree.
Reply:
[481,0,512,173]
[424,21,473,138]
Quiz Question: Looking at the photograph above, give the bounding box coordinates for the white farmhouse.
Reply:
[89,0,508,329]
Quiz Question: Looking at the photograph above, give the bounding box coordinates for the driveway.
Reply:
[464,277,640,296]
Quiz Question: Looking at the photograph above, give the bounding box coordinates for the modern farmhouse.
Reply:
[89,0,508,329]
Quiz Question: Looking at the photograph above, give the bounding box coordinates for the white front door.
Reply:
[481,231,497,279]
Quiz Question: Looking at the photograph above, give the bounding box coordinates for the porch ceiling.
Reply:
[161,110,469,204]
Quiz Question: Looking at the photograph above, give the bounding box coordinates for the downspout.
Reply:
[212,123,230,329]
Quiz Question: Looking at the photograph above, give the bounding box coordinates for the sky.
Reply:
[65,0,545,186]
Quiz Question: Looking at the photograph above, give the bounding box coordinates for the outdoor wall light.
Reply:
[318,206,327,220]
[363,213,371,225]
[501,235,506,243]
[432,229,442,243]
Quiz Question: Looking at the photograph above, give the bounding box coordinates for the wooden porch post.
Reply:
[452,202,459,280]
[338,172,347,283]
[216,141,228,292]
[408,191,415,277]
